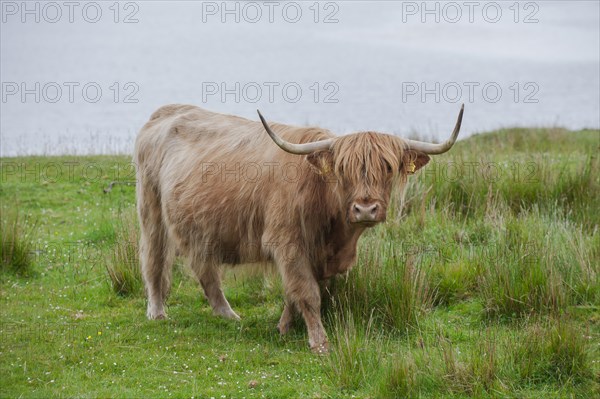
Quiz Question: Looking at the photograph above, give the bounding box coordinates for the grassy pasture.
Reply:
[1,128,598,398]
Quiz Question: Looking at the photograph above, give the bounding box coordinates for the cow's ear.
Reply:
[401,150,430,175]
[306,150,334,176]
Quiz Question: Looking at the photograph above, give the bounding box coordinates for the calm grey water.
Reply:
[1,1,599,156]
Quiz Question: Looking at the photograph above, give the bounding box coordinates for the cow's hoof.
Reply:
[215,307,241,321]
[147,302,167,319]
[147,311,167,320]
[278,321,293,335]
[310,342,329,355]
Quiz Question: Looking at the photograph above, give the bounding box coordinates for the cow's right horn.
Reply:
[257,110,334,155]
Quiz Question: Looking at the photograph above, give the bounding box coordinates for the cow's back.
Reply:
[135,105,334,264]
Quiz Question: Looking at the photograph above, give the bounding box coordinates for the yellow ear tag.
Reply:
[407,161,416,174]
[321,161,330,175]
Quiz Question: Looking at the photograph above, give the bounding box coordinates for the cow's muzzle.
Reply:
[349,201,385,226]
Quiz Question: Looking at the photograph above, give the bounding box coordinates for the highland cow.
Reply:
[134,104,464,352]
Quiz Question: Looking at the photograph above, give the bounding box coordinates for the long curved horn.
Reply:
[257,110,334,155]
[404,104,464,155]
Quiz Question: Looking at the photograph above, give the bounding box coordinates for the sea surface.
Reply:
[1,0,599,156]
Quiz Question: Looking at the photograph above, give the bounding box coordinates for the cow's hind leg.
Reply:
[138,186,174,320]
[190,259,240,320]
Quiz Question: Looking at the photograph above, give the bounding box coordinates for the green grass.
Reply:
[1,128,598,398]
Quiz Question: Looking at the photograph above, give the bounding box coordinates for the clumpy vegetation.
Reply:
[1,128,598,398]
[105,208,142,297]
[1,207,37,277]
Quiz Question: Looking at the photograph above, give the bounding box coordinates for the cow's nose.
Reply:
[352,202,379,222]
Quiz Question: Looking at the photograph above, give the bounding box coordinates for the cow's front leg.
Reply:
[275,248,328,353]
[278,301,297,335]
[296,287,328,354]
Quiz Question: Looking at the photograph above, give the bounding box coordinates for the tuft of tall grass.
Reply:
[324,311,385,392]
[105,208,142,296]
[480,254,565,318]
[326,239,433,333]
[436,331,503,396]
[429,259,480,306]
[378,354,418,398]
[479,212,598,318]
[0,207,36,276]
[514,319,592,384]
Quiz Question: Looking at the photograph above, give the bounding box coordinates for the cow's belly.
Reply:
[164,196,267,265]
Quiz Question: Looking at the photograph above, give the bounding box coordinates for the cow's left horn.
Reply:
[257,110,334,155]
[404,104,464,155]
